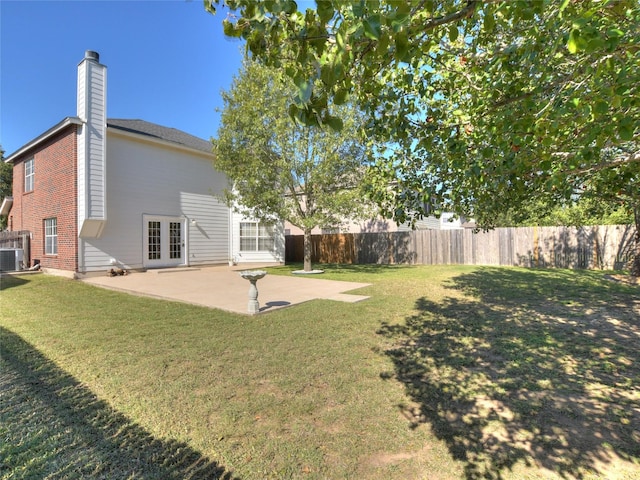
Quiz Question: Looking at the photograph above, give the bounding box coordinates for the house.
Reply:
[285,212,475,235]
[1,51,284,276]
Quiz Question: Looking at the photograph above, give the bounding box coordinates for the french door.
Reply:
[143,215,186,268]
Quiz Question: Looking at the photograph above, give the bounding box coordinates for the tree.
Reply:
[213,59,372,272]
[206,0,640,275]
[495,196,633,228]
[0,147,11,230]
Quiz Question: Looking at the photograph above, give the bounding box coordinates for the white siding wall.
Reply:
[230,210,285,264]
[285,218,402,235]
[77,57,107,234]
[439,212,463,229]
[419,216,442,230]
[181,192,229,265]
[86,68,107,219]
[78,133,229,272]
[77,65,86,222]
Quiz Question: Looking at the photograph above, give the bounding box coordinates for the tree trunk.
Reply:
[631,205,640,277]
[303,228,312,272]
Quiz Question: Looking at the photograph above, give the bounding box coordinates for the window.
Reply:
[45,218,57,255]
[240,222,274,252]
[25,158,34,192]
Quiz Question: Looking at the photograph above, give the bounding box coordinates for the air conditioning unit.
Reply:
[0,248,24,272]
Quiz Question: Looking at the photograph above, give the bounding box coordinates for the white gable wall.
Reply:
[78,132,230,272]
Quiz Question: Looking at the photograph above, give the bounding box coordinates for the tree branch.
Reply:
[554,147,640,176]
[420,0,479,30]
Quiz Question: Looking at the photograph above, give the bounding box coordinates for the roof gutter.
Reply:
[5,117,83,163]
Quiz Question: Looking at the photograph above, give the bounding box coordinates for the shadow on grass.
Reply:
[279,263,409,275]
[378,267,640,480]
[0,273,31,290]
[0,326,238,480]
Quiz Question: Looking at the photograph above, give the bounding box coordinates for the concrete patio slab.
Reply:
[81,265,371,315]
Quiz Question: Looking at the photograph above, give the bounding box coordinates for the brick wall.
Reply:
[11,125,78,271]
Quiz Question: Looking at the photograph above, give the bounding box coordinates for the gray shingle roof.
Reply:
[107,119,213,154]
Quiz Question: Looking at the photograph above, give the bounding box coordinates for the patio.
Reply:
[81,264,370,314]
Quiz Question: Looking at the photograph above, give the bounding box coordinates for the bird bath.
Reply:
[239,270,267,314]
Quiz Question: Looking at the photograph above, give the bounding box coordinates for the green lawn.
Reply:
[1,265,638,480]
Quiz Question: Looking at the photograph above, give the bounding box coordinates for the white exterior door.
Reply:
[143,215,186,268]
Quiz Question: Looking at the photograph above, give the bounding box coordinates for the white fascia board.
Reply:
[5,117,83,163]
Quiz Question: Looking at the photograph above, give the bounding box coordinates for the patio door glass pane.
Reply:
[148,221,161,260]
[169,222,182,259]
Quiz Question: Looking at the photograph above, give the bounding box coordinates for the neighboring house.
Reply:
[1,51,283,276]
[285,212,475,235]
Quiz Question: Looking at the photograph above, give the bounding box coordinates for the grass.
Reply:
[1,265,639,479]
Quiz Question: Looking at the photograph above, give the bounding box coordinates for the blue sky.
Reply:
[0,0,248,156]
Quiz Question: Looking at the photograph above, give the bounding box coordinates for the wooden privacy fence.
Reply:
[285,225,635,271]
[0,230,30,250]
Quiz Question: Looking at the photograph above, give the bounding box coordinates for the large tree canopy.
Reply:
[0,147,10,230]
[207,0,640,274]
[213,59,371,271]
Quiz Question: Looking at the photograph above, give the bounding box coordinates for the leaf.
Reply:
[283,0,297,15]
[586,36,605,53]
[594,101,608,115]
[391,12,410,32]
[294,76,313,103]
[449,23,459,42]
[324,114,344,131]
[351,1,365,18]
[317,0,334,23]
[334,88,349,105]
[320,64,335,86]
[611,95,621,108]
[394,30,409,61]
[484,13,495,32]
[376,33,390,55]
[222,19,242,38]
[520,7,534,21]
[539,160,552,171]
[363,15,382,40]
[424,0,434,13]
[607,28,624,38]
[299,105,320,127]
[567,29,579,54]
[572,18,588,29]
[618,117,634,141]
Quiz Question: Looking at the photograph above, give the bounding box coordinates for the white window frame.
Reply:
[239,222,275,252]
[45,218,57,255]
[25,158,34,192]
